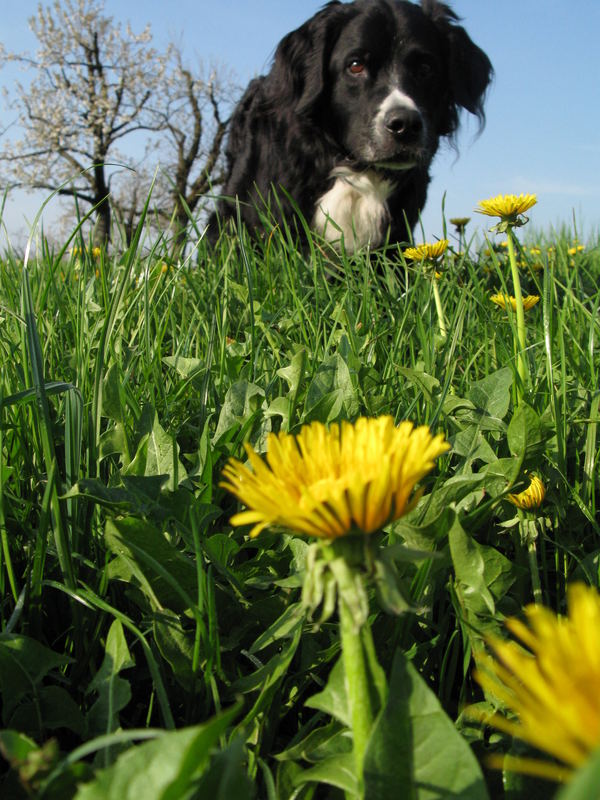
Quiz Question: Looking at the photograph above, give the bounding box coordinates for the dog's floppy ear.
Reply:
[268,1,354,115]
[422,0,493,135]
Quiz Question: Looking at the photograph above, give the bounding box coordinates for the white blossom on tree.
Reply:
[0,0,232,246]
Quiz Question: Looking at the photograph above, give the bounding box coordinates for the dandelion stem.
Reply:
[521,513,543,604]
[506,230,528,398]
[432,277,447,340]
[339,593,373,793]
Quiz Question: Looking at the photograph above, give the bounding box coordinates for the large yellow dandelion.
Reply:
[474,583,600,782]
[475,194,537,220]
[403,240,448,261]
[220,416,449,539]
[490,293,540,312]
[507,474,545,510]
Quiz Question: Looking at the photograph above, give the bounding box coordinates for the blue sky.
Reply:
[2,0,600,247]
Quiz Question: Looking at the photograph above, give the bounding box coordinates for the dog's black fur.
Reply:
[210,0,492,250]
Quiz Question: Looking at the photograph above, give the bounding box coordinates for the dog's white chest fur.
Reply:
[313,168,395,251]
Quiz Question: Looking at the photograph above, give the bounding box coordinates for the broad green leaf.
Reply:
[64,475,169,516]
[123,409,187,490]
[194,737,255,799]
[214,381,265,442]
[0,635,70,721]
[304,353,359,422]
[451,427,498,466]
[162,355,205,379]
[153,610,196,692]
[86,620,135,738]
[276,721,351,762]
[449,514,516,643]
[74,707,239,800]
[102,364,126,423]
[98,423,130,463]
[294,753,359,796]
[467,367,513,420]
[277,348,306,397]
[363,650,489,800]
[449,515,496,616]
[305,656,351,728]
[105,517,197,613]
[507,402,547,464]
[249,602,305,654]
[396,366,440,402]
[556,747,600,800]
[9,686,85,737]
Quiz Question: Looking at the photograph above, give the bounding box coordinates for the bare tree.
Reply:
[0,0,167,244]
[111,53,233,250]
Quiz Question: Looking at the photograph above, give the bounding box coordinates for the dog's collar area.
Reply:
[372,160,417,172]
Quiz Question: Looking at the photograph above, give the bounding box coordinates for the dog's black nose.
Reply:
[384,107,423,140]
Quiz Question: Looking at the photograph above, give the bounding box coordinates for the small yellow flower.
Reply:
[475,194,537,220]
[473,583,600,782]
[567,245,585,256]
[490,293,540,311]
[403,240,448,261]
[507,474,545,510]
[161,262,169,274]
[92,246,102,259]
[449,217,470,230]
[220,416,449,539]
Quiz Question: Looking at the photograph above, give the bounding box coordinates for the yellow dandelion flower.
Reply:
[475,193,537,220]
[507,474,545,510]
[450,217,470,230]
[490,293,540,311]
[568,245,585,256]
[220,416,449,539]
[403,239,448,261]
[473,583,600,782]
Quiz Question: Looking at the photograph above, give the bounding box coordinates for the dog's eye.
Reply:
[347,59,366,76]
[411,57,436,81]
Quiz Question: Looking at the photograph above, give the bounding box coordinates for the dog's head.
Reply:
[268,0,492,172]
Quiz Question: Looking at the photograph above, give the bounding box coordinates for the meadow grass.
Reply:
[0,209,598,799]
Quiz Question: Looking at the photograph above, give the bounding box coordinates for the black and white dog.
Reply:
[211,0,492,251]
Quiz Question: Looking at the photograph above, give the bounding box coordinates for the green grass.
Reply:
[0,211,598,799]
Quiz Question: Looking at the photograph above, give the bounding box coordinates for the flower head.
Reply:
[507,474,545,510]
[475,194,537,221]
[220,416,449,539]
[449,217,470,233]
[490,293,540,311]
[403,240,448,262]
[474,583,600,781]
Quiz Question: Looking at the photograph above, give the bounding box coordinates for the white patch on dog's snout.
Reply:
[313,167,396,251]
[371,89,424,158]
[378,88,419,117]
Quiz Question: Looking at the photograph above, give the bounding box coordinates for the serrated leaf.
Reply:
[507,402,547,464]
[467,367,513,420]
[294,752,359,796]
[74,706,240,800]
[0,635,70,721]
[363,650,489,799]
[105,517,197,613]
[305,657,351,728]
